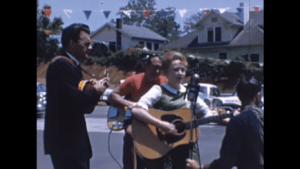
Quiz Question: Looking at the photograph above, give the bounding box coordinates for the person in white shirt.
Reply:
[131,51,213,169]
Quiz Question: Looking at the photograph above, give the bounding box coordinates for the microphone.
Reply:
[187,73,200,102]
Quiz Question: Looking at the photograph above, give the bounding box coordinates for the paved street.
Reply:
[37,106,228,169]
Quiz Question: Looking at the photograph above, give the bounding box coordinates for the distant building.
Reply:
[90,19,169,52]
[160,3,264,63]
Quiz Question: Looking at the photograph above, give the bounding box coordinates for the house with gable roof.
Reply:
[160,3,264,63]
[90,19,169,52]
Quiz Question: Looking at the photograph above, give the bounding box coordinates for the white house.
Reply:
[161,3,264,63]
[90,19,169,52]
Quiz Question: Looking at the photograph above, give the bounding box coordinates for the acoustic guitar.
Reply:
[131,108,232,160]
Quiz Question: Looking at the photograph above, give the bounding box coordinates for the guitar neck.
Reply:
[184,113,232,129]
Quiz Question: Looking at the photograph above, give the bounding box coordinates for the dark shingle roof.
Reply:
[91,22,169,42]
[229,11,264,46]
[111,23,168,42]
[160,30,199,49]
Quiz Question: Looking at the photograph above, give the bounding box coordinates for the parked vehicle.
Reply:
[37,82,47,112]
[212,84,264,111]
[183,83,221,107]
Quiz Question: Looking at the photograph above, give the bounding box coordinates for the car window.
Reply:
[232,89,237,96]
[210,87,220,97]
[200,86,207,95]
[37,83,46,92]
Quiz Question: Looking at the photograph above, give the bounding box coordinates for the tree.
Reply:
[118,0,156,26]
[147,8,181,42]
[117,0,181,42]
[37,0,64,61]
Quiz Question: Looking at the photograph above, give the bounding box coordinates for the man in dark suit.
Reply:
[44,23,110,169]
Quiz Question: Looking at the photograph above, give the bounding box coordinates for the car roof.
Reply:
[199,83,217,88]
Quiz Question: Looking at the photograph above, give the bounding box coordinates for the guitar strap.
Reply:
[50,55,95,78]
[51,55,77,68]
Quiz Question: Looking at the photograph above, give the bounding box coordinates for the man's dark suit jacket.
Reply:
[43,53,100,159]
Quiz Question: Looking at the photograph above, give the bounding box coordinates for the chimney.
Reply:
[116,18,122,51]
[116,18,122,29]
[237,2,249,26]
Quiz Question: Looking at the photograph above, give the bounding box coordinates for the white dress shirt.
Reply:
[65,51,80,66]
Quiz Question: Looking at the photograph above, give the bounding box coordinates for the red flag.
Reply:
[43,7,52,17]
[44,30,51,35]
[143,10,150,18]
[203,9,209,14]
[253,7,259,13]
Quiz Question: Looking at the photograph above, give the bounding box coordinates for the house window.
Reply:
[212,17,217,22]
[154,43,159,50]
[250,54,259,62]
[242,54,249,61]
[109,42,116,52]
[207,28,213,42]
[146,42,152,50]
[139,41,144,45]
[219,52,227,59]
[215,27,221,42]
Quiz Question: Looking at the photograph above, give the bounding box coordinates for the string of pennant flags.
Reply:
[43,6,261,20]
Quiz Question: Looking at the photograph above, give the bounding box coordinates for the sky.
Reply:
[38,0,264,32]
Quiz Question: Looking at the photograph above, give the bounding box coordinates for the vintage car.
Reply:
[37,82,47,112]
[183,83,221,107]
[212,84,264,111]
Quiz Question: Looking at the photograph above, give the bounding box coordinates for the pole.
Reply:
[187,73,201,166]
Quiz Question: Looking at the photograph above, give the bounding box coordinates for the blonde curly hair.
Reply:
[161,51,188,76]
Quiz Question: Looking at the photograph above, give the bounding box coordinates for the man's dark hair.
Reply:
[140,52,162,63]
[135,52,162,73]
[236,76,261,101]
[61,23,90,49]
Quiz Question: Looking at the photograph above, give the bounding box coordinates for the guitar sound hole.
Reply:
[161,114,185,135]
[173,120,185,134]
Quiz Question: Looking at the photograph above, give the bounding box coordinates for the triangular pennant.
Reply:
[43,7,52,17]
[143,10,150,18]
[199,8,209,14]
[83,10,92,20]
[218,7,229,14]
[122,10,132,18]
[160,10,169,18]
[63,9,72,18]
[203,9,209,14]
[103,11,111,19]
[177,8,187,18]
[253,7,259,13]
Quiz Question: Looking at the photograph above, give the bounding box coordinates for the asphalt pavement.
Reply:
[37,106,228,169]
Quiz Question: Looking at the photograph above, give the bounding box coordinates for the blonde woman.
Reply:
[131,51,213,169]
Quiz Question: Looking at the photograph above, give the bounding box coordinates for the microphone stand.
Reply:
[186,73,202,167]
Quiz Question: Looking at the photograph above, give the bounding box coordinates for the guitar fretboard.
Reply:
[184,113,232,129]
